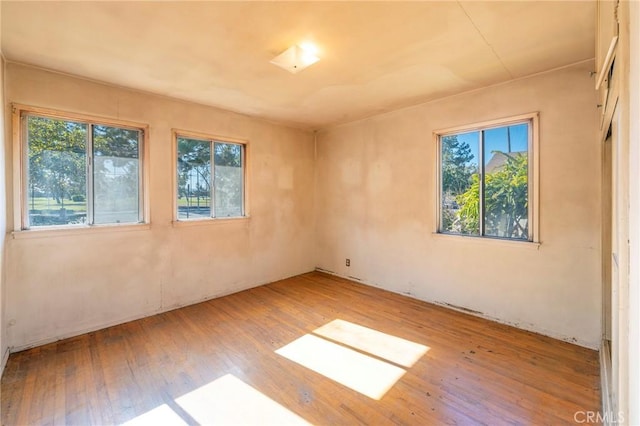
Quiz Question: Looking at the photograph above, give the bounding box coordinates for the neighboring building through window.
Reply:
[176,135,245,220]
[438,114,537,241]
[22,112,144,229]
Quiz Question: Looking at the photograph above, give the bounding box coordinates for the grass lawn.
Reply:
[177,196,211,207]
[28,196,211,211]
[28,197,86,212]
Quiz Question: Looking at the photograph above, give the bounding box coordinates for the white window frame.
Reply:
[172,129,249,224]
[12,104,150,233]
[434,112,540,243]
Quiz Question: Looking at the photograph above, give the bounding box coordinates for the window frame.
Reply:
[12,104,150,232]
[172,129,249,224]
[434,112,540,243]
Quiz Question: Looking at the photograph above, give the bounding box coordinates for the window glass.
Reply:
[176,136,244,220]
[24,113,144,229]
[177,137,211,220]
[483,124,529,239]
[440,131,479,235]
[439,121,531,241]
[26,116,88,227]
[93,125,140,224]
[214,142,243,218]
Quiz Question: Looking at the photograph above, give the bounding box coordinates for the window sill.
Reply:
[431,232,541,250]
[171,216,251,228]
[12,223,151,240]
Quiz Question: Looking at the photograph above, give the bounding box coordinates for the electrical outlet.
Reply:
[346,258,350,267]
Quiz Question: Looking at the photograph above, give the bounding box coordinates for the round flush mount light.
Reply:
[270,43,320,74]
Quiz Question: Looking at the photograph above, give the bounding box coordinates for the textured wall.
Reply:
[4,60,603,352]
[4,63,316,350]
[315,62,601,348]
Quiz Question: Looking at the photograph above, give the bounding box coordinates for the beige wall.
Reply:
[627,1,640,422]
[626,0,639,421]
[2,61,604,353]
[0,0,7,372]
[4,63,316,350]
[315,61,602,348]
[614,0,640,422]
[0,57,6,369]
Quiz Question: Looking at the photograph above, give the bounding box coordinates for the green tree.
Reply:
[456,152,528,238]
[456,173,480,234]
[442,135,475,195]
[27,116,87,209]
[441,135,476,232]
[214,143,241,167]
[177,138,211,199]
[93,125,139,158]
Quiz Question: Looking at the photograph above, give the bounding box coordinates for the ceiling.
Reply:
[2,1,595,129]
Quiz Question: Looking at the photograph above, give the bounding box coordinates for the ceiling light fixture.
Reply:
[270,43,320,74]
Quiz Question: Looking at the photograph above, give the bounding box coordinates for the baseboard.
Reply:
[1,345,9,378]
[314,268,599,349]
[9,268,316,353]
[600,339,614,426]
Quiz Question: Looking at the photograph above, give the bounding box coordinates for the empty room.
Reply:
[0,1,639,425]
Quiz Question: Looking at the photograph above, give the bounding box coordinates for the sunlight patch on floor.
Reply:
[276,319,429,400]
[175,374,309,425]
[124,318,429,424]
[121,404,188,426]
[314,319,429,368]
[121,375,308,425]
[276,333,406,400]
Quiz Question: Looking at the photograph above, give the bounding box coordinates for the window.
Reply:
[175,134,246,220]
[20,110,145,229]
[437,114,538,241]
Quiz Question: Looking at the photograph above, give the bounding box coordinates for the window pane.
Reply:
[93,125,140,224]
[26,116,87,227]
[441,131,479,235]
[177,138,211,219]
[482,124,529,239]
[214,142,243,218]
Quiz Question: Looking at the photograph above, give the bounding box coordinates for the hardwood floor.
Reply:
[1,272,601,425]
